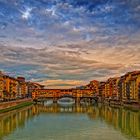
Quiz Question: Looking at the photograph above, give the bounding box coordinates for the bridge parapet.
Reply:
[32,89,95,100]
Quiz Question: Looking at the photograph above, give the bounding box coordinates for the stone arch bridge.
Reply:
[32,89,99,103]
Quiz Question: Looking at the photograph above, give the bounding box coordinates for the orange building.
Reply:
[27,82,44,97]
[86,80,99,95]
[9,77,18,99]
[0,71,4,100]
[118,71,140,103]
[104,77,120,100]
[2,75,18,100]
[104,78,113,99]
[99,82,106,98]
[111,77,120,100]
[128,71,140,103]
[17,77,28,98]
[0,71,45,100]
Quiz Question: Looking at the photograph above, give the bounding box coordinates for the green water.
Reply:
[0,103,140,140]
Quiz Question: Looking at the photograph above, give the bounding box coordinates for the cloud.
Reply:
[0,0,140,88]
[0,38,140,88]
[40,79,85,89]
[0,0,140,46]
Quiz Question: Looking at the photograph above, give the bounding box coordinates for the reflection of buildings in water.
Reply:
[87,106,99,119]
[98,106,140,139]
[0,104,139,139]
[0,106,34,139]
[34,104,140,139]
[33,104,92,114]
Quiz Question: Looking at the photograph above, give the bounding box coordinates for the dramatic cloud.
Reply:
[0,0,140,88]
[0,43,140,88]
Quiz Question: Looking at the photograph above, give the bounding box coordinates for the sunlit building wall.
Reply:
[9,77,18,99]
[0,71,4,99]
[27,82,44,97]
[129,72,140,103]
[99,82,106,98]
[122,72,132,102]
[87,80,99,95]
[3,75,10,99]
[2,75,18,99]
[17,77,28,98]
[104,78,114,99]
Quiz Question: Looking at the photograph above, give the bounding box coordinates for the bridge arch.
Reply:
[32,89,99,104]
[59,94,74,98]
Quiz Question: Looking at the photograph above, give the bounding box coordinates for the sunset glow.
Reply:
[0,0,140,88]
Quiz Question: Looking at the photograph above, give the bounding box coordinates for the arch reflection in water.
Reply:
[57,97,75,107]
[43,100,53,106]
[0,104,140,140]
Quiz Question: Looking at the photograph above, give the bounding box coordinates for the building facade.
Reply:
[17,77,28,98]
[27,82,45,97]
[0,72,4,100]
[86,80,99,95]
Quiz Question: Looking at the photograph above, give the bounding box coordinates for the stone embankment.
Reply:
[0,98,33,113]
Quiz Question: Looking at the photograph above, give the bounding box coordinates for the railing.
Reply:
[35,94,98,100]
[32,89,96,100]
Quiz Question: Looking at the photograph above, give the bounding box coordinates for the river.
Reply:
[0,101,139,140]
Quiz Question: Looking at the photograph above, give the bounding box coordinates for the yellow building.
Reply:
[99,82,106,98]
[0,72,4,100]
[122,72,132,102]
[120,71,140,103]
[9,77,18,99]
[104,80,109,98]
[17,77,28,98]
[2,75,18,100]
[27,82,44,97]
[129,72,140,103]
[111,77,120,100]
[3,75,10,100]
[103,77,122,101]
[87,80,99,95]
[18,82,28,98]
[104,78,114,99]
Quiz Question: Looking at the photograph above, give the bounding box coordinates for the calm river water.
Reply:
[0,102,140,140]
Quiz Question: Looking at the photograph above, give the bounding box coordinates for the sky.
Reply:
[0,0,140,88]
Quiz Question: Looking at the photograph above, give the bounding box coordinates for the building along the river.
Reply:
[17,77,28,98]
[99,82,106,99]
[118,71,140,103]
[129,71,140,103]
[122,72,132,102]
[0,71,44,101]
[27,82,45,98]
[111,77,120,100]
[2,75,18,100]
[104,78,114,99]
[86,80,99,95]
[0,72,4,100]
[9,77,18,99]
[83,70,140,104]
[103,77,120,101]
[0,69,140,104]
